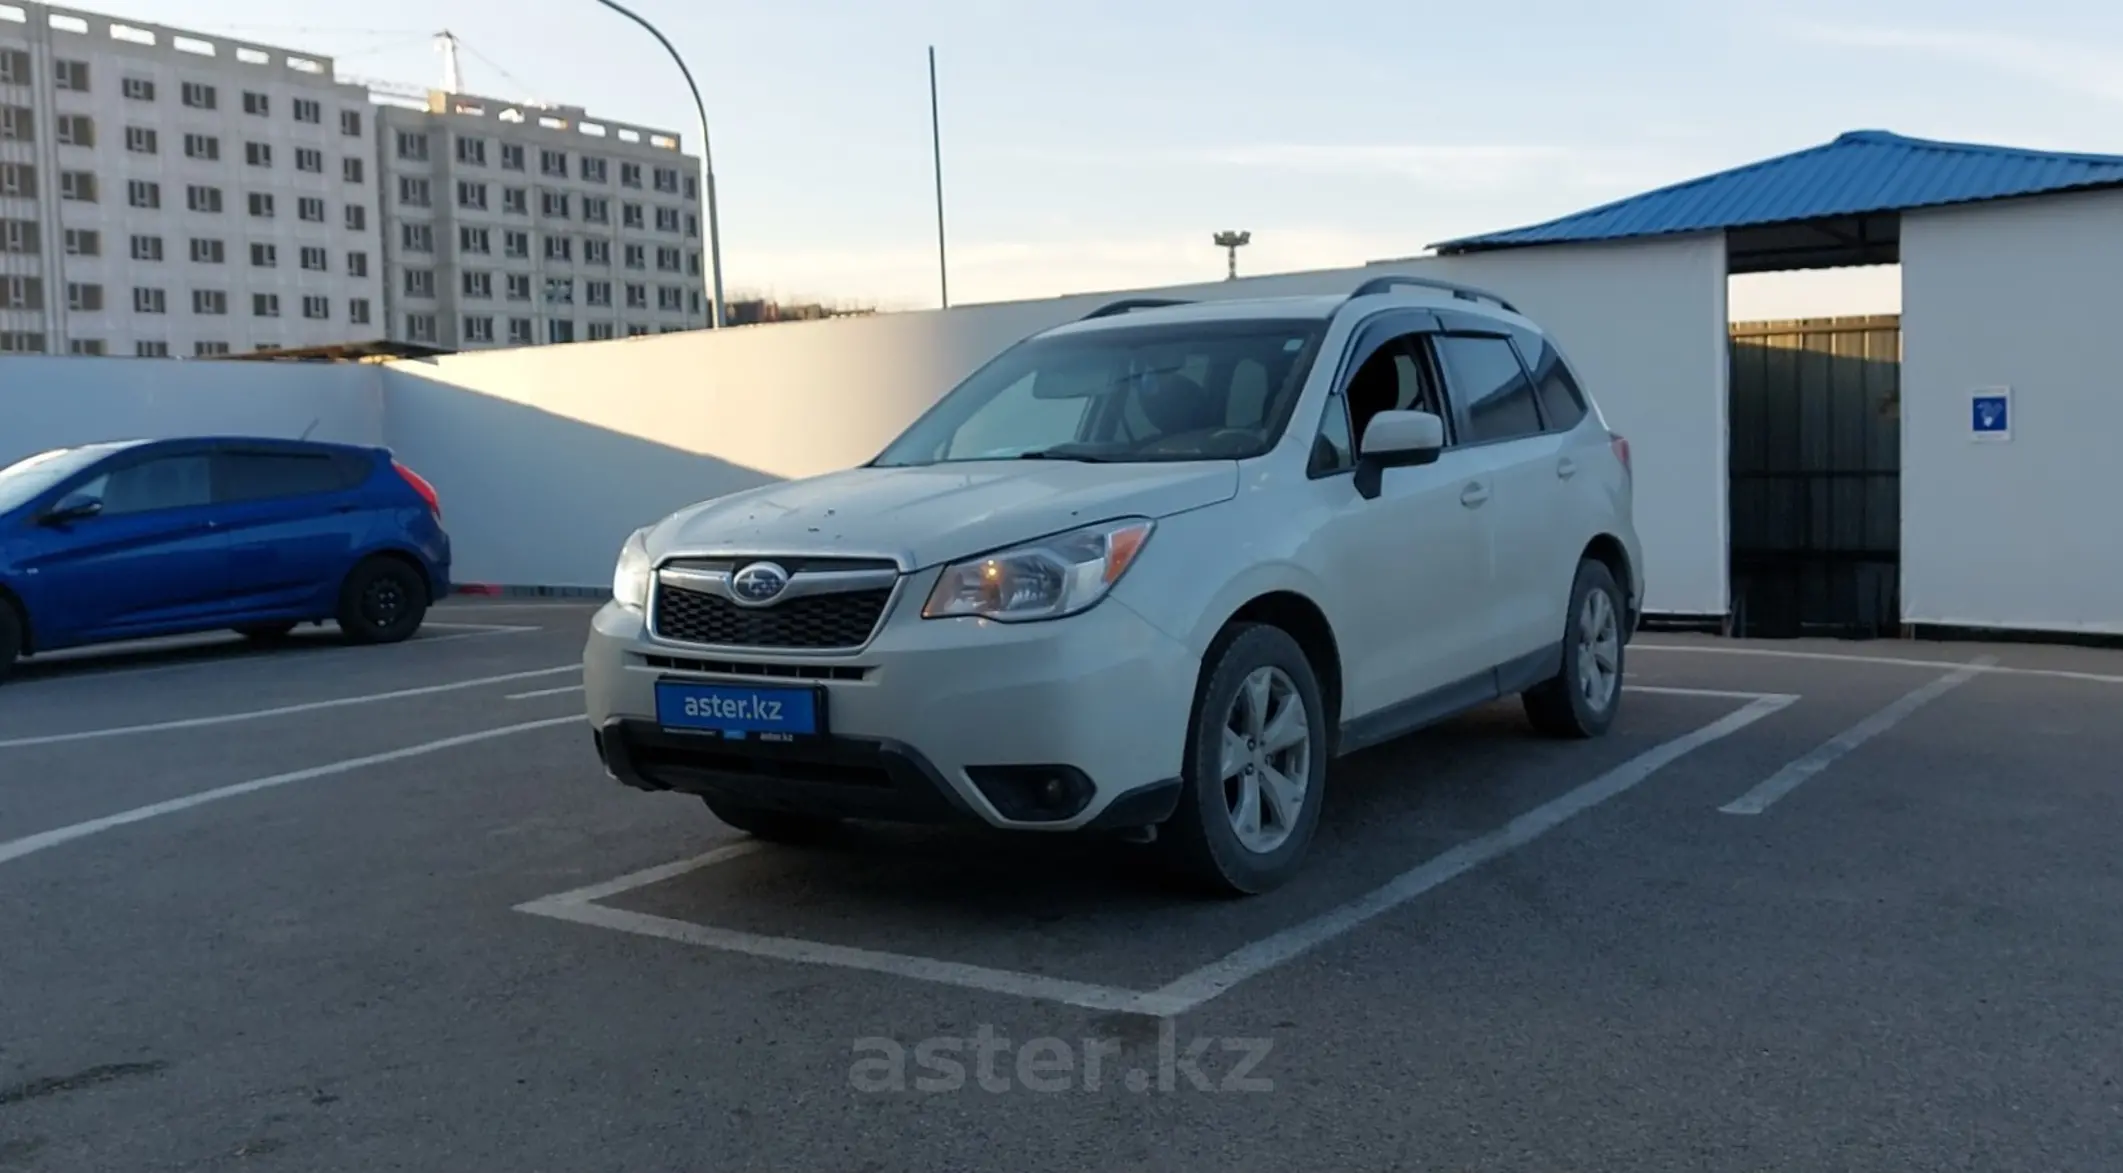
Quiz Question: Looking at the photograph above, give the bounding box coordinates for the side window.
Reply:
[1520,337,1588,432]
[1309,392,1355,476]
[73,454,213,515]
[1434,334,1542,444]
[214,451,358,502]
[1342,335,1442,454]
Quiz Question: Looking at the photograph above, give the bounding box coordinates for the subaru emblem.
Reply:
[729,561,791,606]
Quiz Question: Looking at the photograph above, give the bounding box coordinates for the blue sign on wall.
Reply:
[1970,388,2012,442]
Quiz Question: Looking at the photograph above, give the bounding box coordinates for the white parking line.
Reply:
[5,624,538,687]
[0,716,578,867]
[507,684,585,701]
[1718,659,1994,816]
[515,693,1795,1016]
[1635,642,2123,686]
[1625,685,1790,700]
[0,665,580,750]
[419,622,543,633]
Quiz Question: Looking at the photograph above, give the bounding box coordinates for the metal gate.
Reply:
[1727,315,1901,638]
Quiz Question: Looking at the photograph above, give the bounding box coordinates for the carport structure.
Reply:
[1435,130,2123,640]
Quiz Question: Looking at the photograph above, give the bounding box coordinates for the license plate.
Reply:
[655,680,823,740]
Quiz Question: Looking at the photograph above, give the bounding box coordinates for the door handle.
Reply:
[1460,482,1490,508]
[1557,457,1578,480]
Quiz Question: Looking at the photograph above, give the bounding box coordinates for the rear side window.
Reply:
[1518,336,1589,432]
[1434,334,1542,444]
[214,451,365,502]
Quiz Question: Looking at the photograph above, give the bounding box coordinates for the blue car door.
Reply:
[211,447,372,616]
[14,447,235,645]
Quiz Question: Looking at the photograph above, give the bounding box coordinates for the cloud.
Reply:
[1787,22,2123,103]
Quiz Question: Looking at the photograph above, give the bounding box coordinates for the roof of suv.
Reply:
[1042,285,1537,340]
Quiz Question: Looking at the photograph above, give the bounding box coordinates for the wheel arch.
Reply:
[1580,533,1636,631]
[1197,589,1345,756]
[0,583,30,655]
[350,545,440,604]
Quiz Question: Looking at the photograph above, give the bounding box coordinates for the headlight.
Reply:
[922,518,1155,623]
[612,527,652,611]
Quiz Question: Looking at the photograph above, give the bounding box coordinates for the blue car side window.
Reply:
[75,455,213,517]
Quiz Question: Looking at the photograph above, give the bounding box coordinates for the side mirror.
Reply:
[1353,410,1446,499]
[38,493,102,526]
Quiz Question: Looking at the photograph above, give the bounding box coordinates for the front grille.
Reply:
[653,583,892,649]
[636,653,869,681]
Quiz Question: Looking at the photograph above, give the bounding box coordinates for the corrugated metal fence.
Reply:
[1728,315,1902,638]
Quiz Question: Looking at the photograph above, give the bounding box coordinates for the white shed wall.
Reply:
[1901,189,2123,635]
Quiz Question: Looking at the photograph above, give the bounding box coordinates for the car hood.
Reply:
[647,460,1239,569]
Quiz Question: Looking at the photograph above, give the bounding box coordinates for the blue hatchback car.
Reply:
[0,436,452,680]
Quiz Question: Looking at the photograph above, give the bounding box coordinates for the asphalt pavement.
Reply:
[1,602,2119,1172]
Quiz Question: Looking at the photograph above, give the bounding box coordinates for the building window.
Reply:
[296,147,324,173]
[248,192,276,219]
[192,289,228,315]
[186,134,221,161]
[293,98,321,124]
[582,197,610,224]
[459,226,491,254]
[500,143,524,171]
[625,282,647,309]
[539,148,567,177]
[0,332,46,354]
[54,59,90,91]
[341,109,363,136]
[69,338,106,356]
[345,204,367,231]
[133,287,166,313]
[302,295,329,320]
[245,141,271,167]
[462,271,492,299]
[182,82,217,109]
[194,341,230,357]
[128,180,161,209]
[580,156,607,183]
[656,246,681,272]
[502,187,527,215]
[343,156,365,184]
[683,175,697,200]
[297,197,325,223]
[187,185,223,214]
[189,238,226,264]
[0,162,29,196]
[346,251,368,277]
[0,276,38,308]
[406,313,437,342]
[508,317,533,344]
[543,235,572,262]
[622,203,645,229]
[505,274,531,301]
[398,177,431,207]
[401,222,434,253]
[623,244,646,270]
[136,340,170,357]
[250,242,278,268]
[253,293,281,318]
[63,229,99,257]
[123,76,155,101]
[584,240,611,266]
[404,269,435,298]
[689,290,702,315]
[620,162,642,188]
[456,136,486,166]
[687,251,701,275]
[348,298,372,324]
[126,126,158,154]
[503,231,529,259]
[588,321,615,341]
[586,280,612,307]
[60,171,96,202]
[0,49,26,85]
[243,91,269,116]
[0,105,31,142]
[457,180,487,210]
[658,286,683,311]
[465,316,494,343]
[685,213,698,238]
[130,235,164,262]
[1,219,38,253]
[655,207,681,233]
[653,166,679,193]
[56,115,94,147]
[541,189,570,218]
[547,319,574,344]
[396,131,429,161]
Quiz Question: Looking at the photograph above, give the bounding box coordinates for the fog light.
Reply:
[965,765,1095,822]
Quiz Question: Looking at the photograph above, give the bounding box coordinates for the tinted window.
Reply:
[75,454,213,515]
[1520,338,1588,432]
[215,451,362,502]
[1435,334,1541,444]
[1340,335,1447,461]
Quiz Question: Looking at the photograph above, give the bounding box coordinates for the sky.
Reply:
[90,0,2123,316]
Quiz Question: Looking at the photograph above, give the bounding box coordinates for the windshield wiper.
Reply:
[1014,449,1114,462]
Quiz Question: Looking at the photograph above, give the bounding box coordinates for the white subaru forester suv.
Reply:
[585,276,1643,895]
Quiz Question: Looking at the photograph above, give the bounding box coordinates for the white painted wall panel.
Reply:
[1901,190,2123,635]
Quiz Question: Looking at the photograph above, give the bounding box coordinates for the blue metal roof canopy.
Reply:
[1431,130,2123,273]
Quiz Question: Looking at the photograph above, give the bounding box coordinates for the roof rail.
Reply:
[1079,297,1193,320]
[1347,275,1518,314]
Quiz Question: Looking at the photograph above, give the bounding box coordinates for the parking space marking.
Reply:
[1625,685,1790,700]
[0,717,578,867]
[1636,642,2123,686]
[508,684,585,701]
[0,665,580,750]
[1719,659,1993,816]
[417,622,543,634]
[515,693,1795,1017]
[6,625,538,687]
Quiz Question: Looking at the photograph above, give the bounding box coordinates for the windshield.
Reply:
[0,442,134,515]
[872,317,1330,466]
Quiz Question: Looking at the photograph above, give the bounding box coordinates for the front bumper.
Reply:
[582,592,1199,832]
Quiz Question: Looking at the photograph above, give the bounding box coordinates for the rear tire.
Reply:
[0,601,21,685]
[336,557,429,645]
[236,622,299,643]
[701,796,840,844]
[1160,623,1328,897]
[1522,558,1625,739]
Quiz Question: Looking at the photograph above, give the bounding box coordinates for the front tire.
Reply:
[701,796,840,844]
[0,601,21,684]
[336,557,429,645]
[1161,623,1329,897]
[1522,558,1625,739]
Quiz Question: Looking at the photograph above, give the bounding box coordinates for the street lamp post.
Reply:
[1214,230,1251,280]
[589,0,726,328]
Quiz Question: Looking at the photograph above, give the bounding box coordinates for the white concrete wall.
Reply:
[1901,190,2123,635]
[382,232,1731,611]
[0,355,383,469]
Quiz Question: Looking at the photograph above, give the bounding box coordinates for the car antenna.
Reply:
[296,417,320,441]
